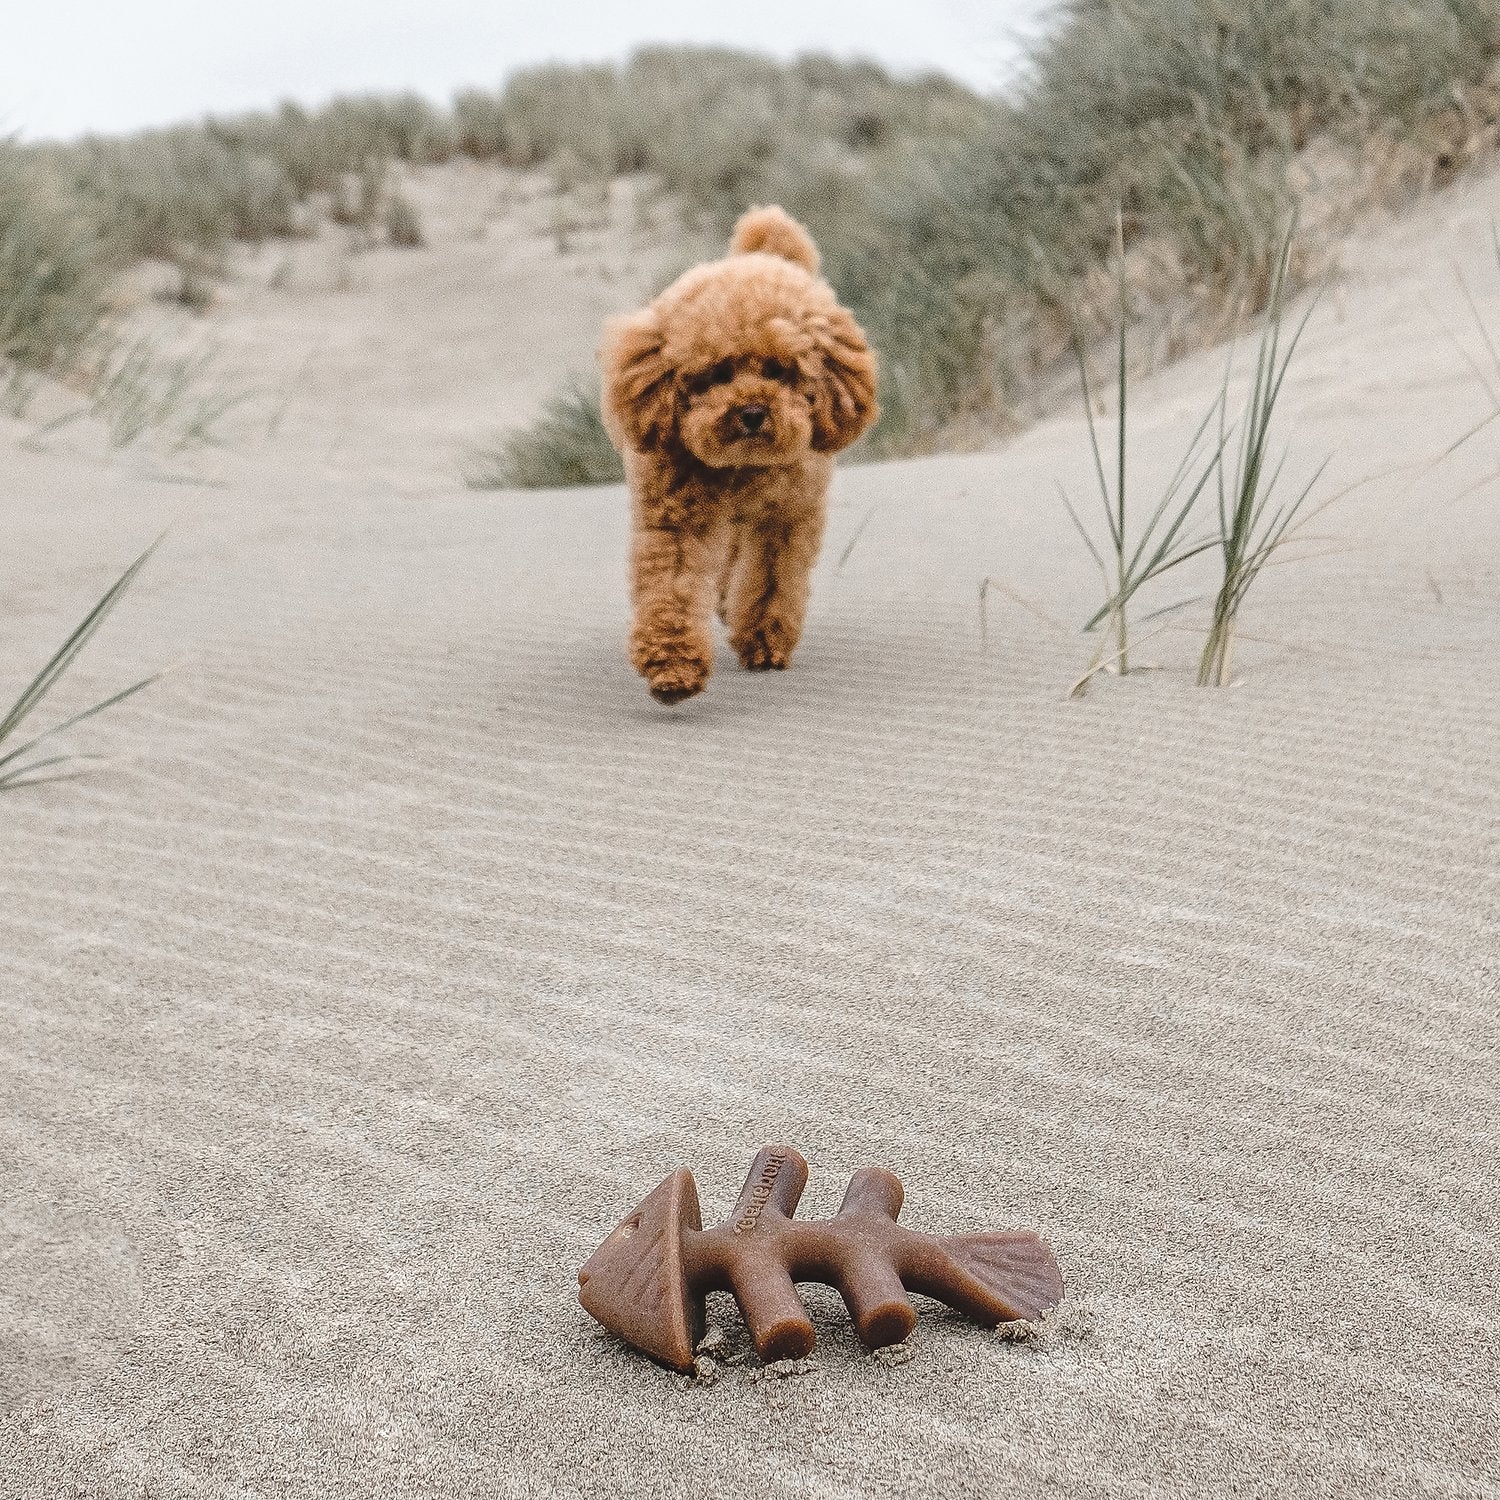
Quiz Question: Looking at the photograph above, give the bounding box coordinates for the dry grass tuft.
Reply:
[463,377,624,490]
[385,192,425,248]
[1,140,115,379]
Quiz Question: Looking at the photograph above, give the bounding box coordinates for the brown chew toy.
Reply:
[578,1143,1064,1371]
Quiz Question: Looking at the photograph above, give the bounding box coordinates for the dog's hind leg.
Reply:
[725,508,827,672]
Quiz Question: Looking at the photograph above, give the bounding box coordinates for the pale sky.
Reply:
[4,0,1056,142]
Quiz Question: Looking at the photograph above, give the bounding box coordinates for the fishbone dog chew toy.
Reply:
[578,1144,1064,1371]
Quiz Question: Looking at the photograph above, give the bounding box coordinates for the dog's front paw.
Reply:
[632,623,711,704]
[640,655,710,704]
[732,623,794,672]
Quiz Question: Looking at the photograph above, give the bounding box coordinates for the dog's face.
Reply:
[601,249,878,469]
[676,347,816,468]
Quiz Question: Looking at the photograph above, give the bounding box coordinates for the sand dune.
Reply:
[1,159,1497,1498]
[96,164,693,494]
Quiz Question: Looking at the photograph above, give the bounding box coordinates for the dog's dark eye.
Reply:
[763,358,794,382]
[690,360,736,395]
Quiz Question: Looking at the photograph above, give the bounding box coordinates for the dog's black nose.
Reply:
[737,404,769,434]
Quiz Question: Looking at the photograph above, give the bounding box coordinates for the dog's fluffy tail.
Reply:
[730,206,820,275]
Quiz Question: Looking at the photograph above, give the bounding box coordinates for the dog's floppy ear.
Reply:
[808,305,879,453]
[600,310,676,453]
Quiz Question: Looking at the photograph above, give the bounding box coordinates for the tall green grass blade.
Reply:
[0,539,164,791]
[0,670,167,775]
[0,754,103,792]
[0,539,160,744]
[1197,220,1330,687]
[1059,485,1109,578]
[1114,211,1129,585]
[1069,210,1230,663]
[1072,340,1121,557]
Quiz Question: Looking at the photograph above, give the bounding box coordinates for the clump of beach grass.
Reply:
[385,192,425,248]
[1065,217,1336,692]
[163,257,216,313]
[22,337,246,451]
[1,140,115,386]
[1198,230,1330,687]
[89,338,243,448]
[1063,215,1225,694]
[464,376,624,490]
[0,542,165,791]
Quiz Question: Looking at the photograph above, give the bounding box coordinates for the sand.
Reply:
[1,158,1497,1499]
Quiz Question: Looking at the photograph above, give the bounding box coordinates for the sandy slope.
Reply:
[97,163,693,493]
[1,159,1498,1500]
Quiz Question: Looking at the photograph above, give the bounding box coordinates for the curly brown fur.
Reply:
[600,206,878,704]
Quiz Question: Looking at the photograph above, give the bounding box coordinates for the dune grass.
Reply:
[385,192,425,249]
[0,542,165,791]
[2,136,245,444]
[464,377,624,490]
[6,3,1500,469]
[485,2,1500,478]
[1064,216,1335,690]
[1,141,115,384]
[1197,233,1330,687]
[5,94,448,391]
[1063,217,1225,692]
[87,338,245,449]
[41,94,453,270]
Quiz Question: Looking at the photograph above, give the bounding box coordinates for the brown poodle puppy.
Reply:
[600,206,878,703]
